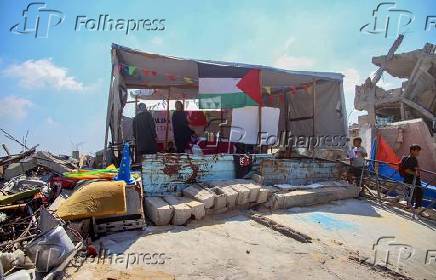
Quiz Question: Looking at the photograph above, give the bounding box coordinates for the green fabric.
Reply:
[198,92,257,109]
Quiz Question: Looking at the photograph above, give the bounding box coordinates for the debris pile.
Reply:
[0,140,142,279]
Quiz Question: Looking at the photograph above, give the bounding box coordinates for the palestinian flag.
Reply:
[197,63,262,109]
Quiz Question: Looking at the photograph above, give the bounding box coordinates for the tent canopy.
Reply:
[105,43,347,147]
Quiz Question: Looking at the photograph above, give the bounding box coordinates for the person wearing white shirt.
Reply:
[347,137,367,184]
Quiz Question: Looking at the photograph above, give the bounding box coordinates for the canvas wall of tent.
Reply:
[105,43,348,151]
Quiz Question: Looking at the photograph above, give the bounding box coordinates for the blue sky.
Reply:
[0,0,434,155]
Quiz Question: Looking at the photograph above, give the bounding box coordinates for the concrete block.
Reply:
[206,207,228,215]
[182,185,215,209]
[256,188,269,204]
[144,197,173,226]
[231,184,250,205]
[243,183,261,202]
[163,196,192,225]
[213,186,238,209]
[271,186,359,210]
[177,196,205,220]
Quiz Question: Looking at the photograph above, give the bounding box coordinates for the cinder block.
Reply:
[231,184,250,205]
[256,188,269,204]
[243,183,261,202]
[144,197,173,226]
[214,186,238,209]
[163,196,192,225]
[182,185,215,209]
[177,196,206,220]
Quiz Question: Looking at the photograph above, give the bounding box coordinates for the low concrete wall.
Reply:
[259,158,345,185]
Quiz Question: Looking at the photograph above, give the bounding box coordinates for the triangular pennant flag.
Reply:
[151,71,157,76]
[128,65,136,76]
[236,69,262,105]
[166,74,176,81]
[303,84,313,94]
[184,77,193,83]
[143,69,150,76]
[264,86,272,95]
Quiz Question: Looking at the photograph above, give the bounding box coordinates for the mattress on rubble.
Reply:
[56,180,127,221]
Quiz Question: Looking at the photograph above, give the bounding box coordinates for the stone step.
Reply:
[270,186,359,210]
[144,197,173,226]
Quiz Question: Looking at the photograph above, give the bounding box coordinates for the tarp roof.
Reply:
[113,43,343,100]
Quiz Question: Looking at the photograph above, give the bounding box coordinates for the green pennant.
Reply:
[128,65,136,76]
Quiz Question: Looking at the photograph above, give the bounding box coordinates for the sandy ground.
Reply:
[66,198,436,280]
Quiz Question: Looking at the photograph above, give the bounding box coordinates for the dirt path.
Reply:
[65,200,430,280]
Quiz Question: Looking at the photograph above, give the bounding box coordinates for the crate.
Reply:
[92,181,146,236]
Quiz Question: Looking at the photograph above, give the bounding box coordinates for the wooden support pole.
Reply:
[312,80,317,160]
[165,88,171,150]
[257,71,263,153]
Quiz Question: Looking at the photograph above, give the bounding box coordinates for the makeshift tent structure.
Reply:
[105,43,347,150]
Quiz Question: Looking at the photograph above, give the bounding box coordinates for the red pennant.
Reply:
[151,71,157,76]
[236,69,262,105]
[165,74,176,81]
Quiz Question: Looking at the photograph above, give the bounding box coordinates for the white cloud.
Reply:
[46,117,60,127]
[3,59,84,91]
[283,37,295,51]
[150,37,164,46]
[0,96,33,120]
[273,54,315,70]
[343,68,362,94]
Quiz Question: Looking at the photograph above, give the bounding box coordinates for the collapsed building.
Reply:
[354,36,436,184]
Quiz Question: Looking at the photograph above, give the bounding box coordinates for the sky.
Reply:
[0,0,434,156]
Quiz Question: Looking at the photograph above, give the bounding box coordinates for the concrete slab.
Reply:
[271,186,359,210]
[182,185,215,209]
[144,197,173,226]
[163,196,193,225]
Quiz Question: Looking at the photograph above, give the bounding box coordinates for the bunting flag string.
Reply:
[116,62,314,95]
[116,62,198,84]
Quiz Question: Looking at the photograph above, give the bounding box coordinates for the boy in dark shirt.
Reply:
[400,144,422,209]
